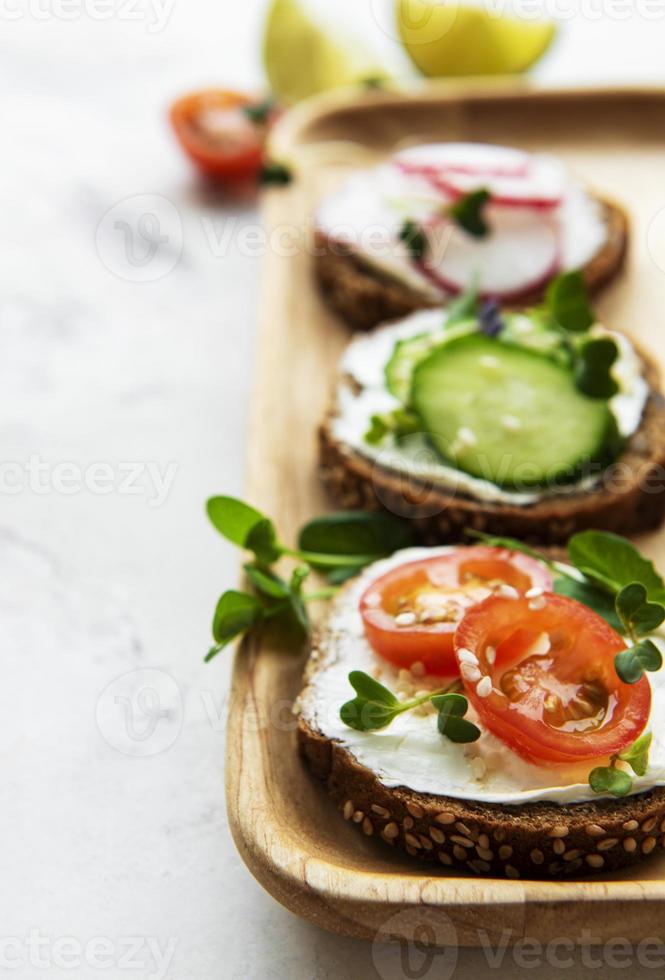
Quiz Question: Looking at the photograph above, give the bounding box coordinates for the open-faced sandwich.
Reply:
[315,142,628,331]
[320,274,665,543]
[204,499,665,880]
[297,536,665,879]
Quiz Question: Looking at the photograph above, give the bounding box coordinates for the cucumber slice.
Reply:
[411,334,616,487]
[385,319,476,401]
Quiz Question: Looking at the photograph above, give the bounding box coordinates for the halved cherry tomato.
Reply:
[170,90,276,182]
[455,592,651,765]
[359,547,552,677]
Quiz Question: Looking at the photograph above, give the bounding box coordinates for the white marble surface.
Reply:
[3,3,665,978]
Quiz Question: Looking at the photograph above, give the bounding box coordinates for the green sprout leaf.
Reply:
[298,511,414,565]
[365,408,422,445]
[445,275,480,325]
[568,531,665,604]
[207,496,268,547]
[616,583,665,637]
[340,670,401,732]
[242,98,275,124]
[449,188,491,239]
[615,639,663,684]
[259,161,293,186]
[433,693,481,744]
[545,270,595,333]
[619,731,653,777]
[399,219,428,260]
[575,337,620,399]
[244,564,291,600]
[207,590,265,661]
[588,765,633,797]
[245,518,281,566]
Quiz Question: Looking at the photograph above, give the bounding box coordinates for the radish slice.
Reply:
[420,207,562,300]
[396,143,565,209]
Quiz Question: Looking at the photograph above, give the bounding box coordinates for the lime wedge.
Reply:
[263,0,390,104]
[397,0,557,77]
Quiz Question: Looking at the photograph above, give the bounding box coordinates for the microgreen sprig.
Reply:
[204,497,415,660]
[340,671,480,743]
[589,732,653,797]
[471,529,665,685]
[399,219,428,260]
[449,188,491,239]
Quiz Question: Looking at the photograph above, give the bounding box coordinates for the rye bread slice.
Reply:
[297,583,665,880]
[319,342,665,545]
[315,198,628,331]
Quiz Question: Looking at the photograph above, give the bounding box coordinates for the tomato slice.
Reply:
[170,90,275,182]
[359,547,552,676]
[455,592,651,765]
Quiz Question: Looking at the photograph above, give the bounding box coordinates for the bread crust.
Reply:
[319,345,665,545]
[298,714,665,879]
[315,198,629,331]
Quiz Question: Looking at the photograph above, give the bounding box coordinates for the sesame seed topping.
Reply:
[435,812,456,825]
[642,817,657,833]
[586,854,605,869]
[455,821,474,836]
[362,818,374,836]
[531,849,544,865]
[403,816,414,830]
[585,824,605,837]
[453,846,467,861]
[371,804,390,818]
[643,836,657,854]
[352,810,364,823]
[461,662,482,683]
[458,648,480,666]
[430,827,445,844]
[343,801,354,820]
[498,845,513,861]
[553,840,566,855]
[476,676,492,698]
[623,837,637,853]
[476,847,493,862]
[497,584,519,600]
[450,835,474,849]
[383,822,399,839]
[420,835,433,851]
[505,865,520,879]
[407,802,425,819]
[438,852,453,866]
[478,834,490,850]
[469,859,491,874]
[549,825,569,839]
[405,833,422,849]
[564,849,582,862]
[395,612,417,627]
[623,820,639,832]
[597,838,619,852]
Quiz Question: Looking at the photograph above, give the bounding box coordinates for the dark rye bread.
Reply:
[315,198,629,331]
[298,715,665,879]
[319,346,665,545]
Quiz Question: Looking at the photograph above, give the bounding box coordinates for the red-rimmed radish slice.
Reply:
[420,208,562,300]
[396,143,565,209]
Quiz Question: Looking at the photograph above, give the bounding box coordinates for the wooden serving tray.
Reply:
[227,84,665,944]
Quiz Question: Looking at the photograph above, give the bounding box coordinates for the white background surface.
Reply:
[3,2,665,978]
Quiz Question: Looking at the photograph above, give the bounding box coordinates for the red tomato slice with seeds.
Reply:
[455,592,651,765]
[359,547,552,677]
[170,90,276,182]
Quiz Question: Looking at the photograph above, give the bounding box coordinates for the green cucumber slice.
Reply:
[385,314,566,404]
[385,319,476,401]
[411,334,617,488]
